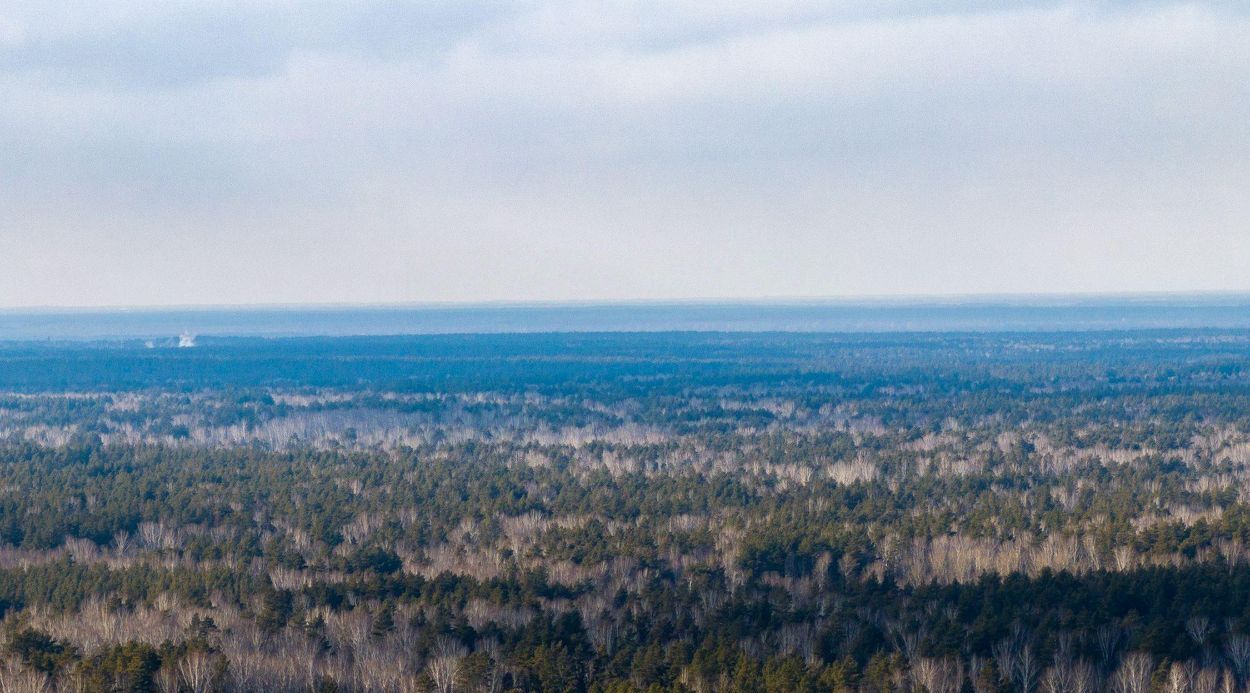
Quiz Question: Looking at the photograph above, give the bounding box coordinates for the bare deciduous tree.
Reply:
[178,650,221,693]
[1227,634,1250,683]
[1193,666,1221,693]
[1098,624,1123,668]
[1220,668,1239,693]
[1112,652,1155,693]
[1169,660,1199,693]
[1189,617,1215,647]
[428,638,468,693]
[994,630,1040,693]
[1043,656,1097,693]
[913,656,965,693]
[0,660,51,693]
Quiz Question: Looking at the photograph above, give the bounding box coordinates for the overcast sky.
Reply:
[1,1,1247,307]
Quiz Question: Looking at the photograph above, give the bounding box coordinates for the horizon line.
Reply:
[7,290,1250,314]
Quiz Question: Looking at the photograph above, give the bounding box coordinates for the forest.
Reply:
[3,331,1250,691]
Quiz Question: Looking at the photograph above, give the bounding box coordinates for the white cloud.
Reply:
[0,1,1247,306]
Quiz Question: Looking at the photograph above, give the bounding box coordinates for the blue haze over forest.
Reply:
[5,296,1250,341]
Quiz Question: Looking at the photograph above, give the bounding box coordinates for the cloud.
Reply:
[0,1,1247,305]
[5,1,1240,88]
[0,1,512,88]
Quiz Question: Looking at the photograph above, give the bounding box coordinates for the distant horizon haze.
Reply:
[8,289,1250,313]
[5,294,1250,340]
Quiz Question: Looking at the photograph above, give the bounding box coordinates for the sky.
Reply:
[1,1,1248,308]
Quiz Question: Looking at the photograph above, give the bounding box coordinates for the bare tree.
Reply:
[476,639,505,693]
[112,529,131,556]
[993,639,1019,689]
[887,620,927,663]
[913,657,965,693]
[428,638,468,693]
[1193,666,1221,693]
[1097,624,1123,669]
[154,665,179,693]
[58,668,92,693]
[0,660,51,693]
[969,655,1000,693]
[1227,634,1250,683]
[1220,668,1239,693]
[1169,660,1199,693]
[1111,652,1155,693]
[1070,659,1099,693]
[1016,644,1042,693]
[178,650,221,693]
[1043,655,1096,693]
[1189,618,1215,647]
[1053,632,1076,663]
[1042,662,1074,693]
[1113,545,1135,571]
[993,635,1041,693]
[1190,617,1219,666]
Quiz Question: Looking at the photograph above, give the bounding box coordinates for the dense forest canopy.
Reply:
[3,331,1250,691]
